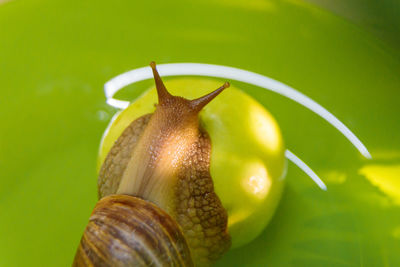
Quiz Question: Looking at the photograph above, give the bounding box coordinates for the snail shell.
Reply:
[73,194,193,267]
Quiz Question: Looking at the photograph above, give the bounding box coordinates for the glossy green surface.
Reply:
[0,0,399,266]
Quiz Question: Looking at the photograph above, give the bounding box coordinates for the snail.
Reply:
[73,62,231,266]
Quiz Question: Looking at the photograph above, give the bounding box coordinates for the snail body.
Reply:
[74,62,231,266]
[98,76,286,249]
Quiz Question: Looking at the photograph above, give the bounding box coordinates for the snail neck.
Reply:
[116,62,228,212]
[116,96,200,212]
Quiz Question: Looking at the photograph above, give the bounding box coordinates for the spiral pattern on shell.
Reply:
[73,195,193,267]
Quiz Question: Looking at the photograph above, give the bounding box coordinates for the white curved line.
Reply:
[285,150,327,191]
[104,63,371,159]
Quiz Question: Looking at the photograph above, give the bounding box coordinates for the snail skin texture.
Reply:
[75,62,286,266]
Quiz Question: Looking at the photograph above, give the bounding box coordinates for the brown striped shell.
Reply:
[73,195,193,267]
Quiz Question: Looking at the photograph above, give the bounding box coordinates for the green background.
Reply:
[0,0,399,266]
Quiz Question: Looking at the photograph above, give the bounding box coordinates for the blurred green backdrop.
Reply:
[304,0,400,51]
[0,0,399,266]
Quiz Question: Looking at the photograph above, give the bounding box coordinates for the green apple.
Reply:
[98,78,286,248]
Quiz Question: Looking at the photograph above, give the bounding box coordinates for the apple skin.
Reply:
[98,78,286,248]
